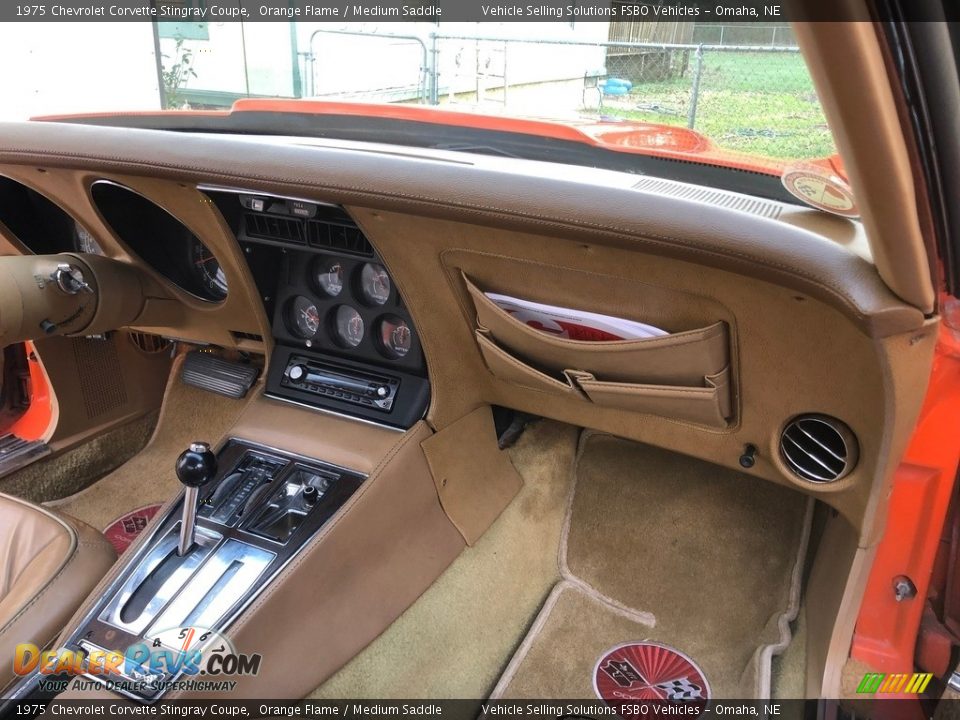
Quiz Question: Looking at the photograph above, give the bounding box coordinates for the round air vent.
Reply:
[779,414,858,483]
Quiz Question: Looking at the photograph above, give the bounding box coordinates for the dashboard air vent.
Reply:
[308,221,374,257]
[779,414,858,483]
[231,330,264,343]
[244,214,306,244]
[129,332,173,354]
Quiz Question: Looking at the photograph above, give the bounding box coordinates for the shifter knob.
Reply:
[175,441,216,556]
[176,442,218,488]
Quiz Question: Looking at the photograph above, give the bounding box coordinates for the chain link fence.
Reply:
[303,30,834,161]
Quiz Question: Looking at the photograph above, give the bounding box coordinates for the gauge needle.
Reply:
[195,255,215,266]
[180,627,195,653]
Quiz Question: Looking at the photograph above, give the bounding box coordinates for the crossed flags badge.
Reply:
[599,658,704,700]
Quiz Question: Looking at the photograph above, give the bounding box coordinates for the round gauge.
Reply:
[359,263,391,306]
[377,315,413,359]
[188,237,228,300]
[73,222,104,255]
[287,295,321,339]
[313,257,344,297]
[332,305,365,348]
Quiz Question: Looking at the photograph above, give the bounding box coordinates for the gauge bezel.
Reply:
[358,262,392,307]
[312,256,346,298]
[285,295,322,339]
[91,180,227,303]
[188,237,229,301]
[329,304,365,349]
[375,314,413,360]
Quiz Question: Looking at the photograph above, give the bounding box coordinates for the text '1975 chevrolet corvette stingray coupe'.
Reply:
[0,8,960,720]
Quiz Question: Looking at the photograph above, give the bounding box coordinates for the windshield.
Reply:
[2,19,839,197]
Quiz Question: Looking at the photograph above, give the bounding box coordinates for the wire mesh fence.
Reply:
[592,44,833,159]
[303,30,834,161]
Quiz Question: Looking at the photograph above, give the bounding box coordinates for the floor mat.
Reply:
[103,503,163,555]
[46,354,254,530]
[311,419,579,699]
[493,431,812,700]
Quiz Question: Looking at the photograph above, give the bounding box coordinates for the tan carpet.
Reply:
[493,431,811,700]
[771,607,807,700]
[46,355,254,530]
[0,410,157,503]
[311,419,579,699]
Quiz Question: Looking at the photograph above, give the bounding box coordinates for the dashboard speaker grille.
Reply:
[779,414,858,483]
[73,337,127,419]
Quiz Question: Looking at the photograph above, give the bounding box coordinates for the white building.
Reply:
[0,21,615,120]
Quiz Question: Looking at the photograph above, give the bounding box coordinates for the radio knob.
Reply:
[376,385,389,398]
[288,364,307,382]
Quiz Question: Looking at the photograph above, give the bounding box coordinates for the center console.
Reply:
[52,439,365,701]
[204,189,430,429]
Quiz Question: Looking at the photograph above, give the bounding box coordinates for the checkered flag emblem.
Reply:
[656,677,703,700]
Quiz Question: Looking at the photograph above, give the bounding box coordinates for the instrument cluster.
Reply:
[203,189,428,426]
[273,250,424,373]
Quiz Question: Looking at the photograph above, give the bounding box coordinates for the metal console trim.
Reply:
[15,439,368,704]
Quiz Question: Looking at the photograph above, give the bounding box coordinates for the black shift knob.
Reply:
[176,442,218,488]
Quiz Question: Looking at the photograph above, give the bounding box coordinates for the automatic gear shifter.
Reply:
[175,442,217,556]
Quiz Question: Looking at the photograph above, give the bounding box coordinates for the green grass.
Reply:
[592,51,835,160]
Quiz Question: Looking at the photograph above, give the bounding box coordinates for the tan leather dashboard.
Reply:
[0,120,937,542]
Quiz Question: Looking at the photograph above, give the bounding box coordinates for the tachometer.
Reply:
[332,305,365,348]
[188,238,228,300]
[376,315,412,359]
[313,257,344,297]
[287,295,321,339]
[359,263,391,306]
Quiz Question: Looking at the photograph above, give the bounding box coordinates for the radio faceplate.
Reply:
[280,354,400,412]
[265,345,430,429]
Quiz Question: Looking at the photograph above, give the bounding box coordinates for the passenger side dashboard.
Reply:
[0,121,938,541]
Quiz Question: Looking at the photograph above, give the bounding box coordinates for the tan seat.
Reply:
[0,493,116,692]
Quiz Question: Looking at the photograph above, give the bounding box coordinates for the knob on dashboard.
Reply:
[288,365,307,382]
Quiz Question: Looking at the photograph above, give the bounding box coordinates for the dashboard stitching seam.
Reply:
[0,150,880,325]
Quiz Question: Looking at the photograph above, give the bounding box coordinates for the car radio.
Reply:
[280,354,400,412]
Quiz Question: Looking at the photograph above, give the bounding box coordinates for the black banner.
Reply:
[0,0,953,23]
[0,698,949,720]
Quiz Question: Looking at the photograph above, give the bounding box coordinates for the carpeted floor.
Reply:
[46,355,254,530]
[493,431,812,700]
[0,410,158,503]
[311,419,580,699]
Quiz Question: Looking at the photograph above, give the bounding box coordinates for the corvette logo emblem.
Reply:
[594,642,710,712]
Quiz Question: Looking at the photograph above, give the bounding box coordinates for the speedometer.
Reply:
[188,237,228,300]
